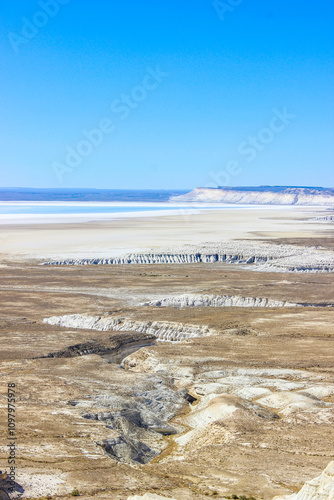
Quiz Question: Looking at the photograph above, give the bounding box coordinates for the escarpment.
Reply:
[142,294,300,308]
[170,186,334,205]
[141,294,334,308]
[43,314,217,341]
[42,241,334,273]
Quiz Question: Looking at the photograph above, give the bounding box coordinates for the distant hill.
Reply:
[170,186,334,205]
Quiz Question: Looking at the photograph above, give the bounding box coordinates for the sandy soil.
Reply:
[0,206,333,500]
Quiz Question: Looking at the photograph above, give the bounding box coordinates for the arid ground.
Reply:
[0,206,333,499]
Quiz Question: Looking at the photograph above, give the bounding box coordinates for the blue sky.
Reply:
[1,0,333,189]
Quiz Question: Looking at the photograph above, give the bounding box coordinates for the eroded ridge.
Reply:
[82,377,192,465]
[40,333,157,363]
[42,241,334,273]
[43,314,217,341]
[142,294,300,308]
[122,349,334,459]
[141,294,334,308]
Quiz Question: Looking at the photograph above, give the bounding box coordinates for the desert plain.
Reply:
[0,205,334,499]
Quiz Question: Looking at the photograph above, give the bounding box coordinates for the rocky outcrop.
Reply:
[273,461,334,499]
[43,251,276,266]
[42,241,334,273]
[83,379,192,465]
[143,294,299,308]
[122,351,334,458]
[143,294,334,308]
[99,435,159,464]
[0,488,11,500]
[170,186,334,205]
[43,314,216,341]
[40,333,156,363]
[0,472,11,500]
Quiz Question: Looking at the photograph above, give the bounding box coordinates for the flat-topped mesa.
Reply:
[43,314,216,342]
[142,294,300,308]
[170,186,334,205]
[41,241,334,272]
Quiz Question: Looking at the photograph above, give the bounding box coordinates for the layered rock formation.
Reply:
[123,349,334,464]
[42,241,334,273]
[142,294,334,308]
[40,333,157,363]
[43,314,216,341]
[170,186,334,205]
[143,294,299,308]
[82,380,190,465]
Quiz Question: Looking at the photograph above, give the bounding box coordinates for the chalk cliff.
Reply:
[143,294,299,308]
[170,186,334,205]
[42,241,334,273]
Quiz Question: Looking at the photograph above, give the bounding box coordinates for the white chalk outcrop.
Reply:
[273,461,334,499]
[256,391,327,417]
[175,393,239,447]
[170,186,334,206]
[143,294,299,308]
[42,241,334,273]
[122,357,334,454]
[43,314,216,342]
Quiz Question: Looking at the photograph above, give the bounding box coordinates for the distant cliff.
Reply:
[170,186,334,205]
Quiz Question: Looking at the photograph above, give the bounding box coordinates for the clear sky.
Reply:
[1,0,333,189]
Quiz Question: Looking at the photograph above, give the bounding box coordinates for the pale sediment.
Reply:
[142,294,299,308]
[141,294,334,308]
[122,346,334,485]
[43,314,216,341]
[170,186,334,205]
[41,241,334,273]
